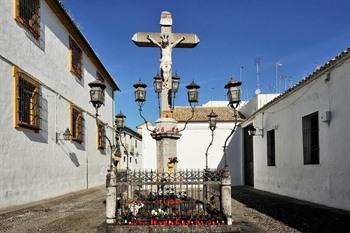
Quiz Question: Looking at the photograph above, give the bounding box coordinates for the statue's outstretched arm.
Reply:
[147,35,161,47]
[171,36,185,48]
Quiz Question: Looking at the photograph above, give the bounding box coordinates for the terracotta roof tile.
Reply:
[173,106,245,122]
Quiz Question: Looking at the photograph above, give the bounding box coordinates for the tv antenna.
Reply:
[255,57,261,95]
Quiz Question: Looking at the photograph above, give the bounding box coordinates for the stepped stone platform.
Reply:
[99,222,263,233]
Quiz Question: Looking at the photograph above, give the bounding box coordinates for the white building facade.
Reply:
[118,127,143,171]
[228,49,350,211]
[137,102,244,175]
[0,0,119,209]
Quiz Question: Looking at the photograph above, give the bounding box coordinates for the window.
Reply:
[130,157,132,163]
[267,129,275,166]
[13,66,40,130]
[14,0,40,38]
[97,121,106,149]
[69,37,82,78]
[302,112,319,164]
[123,156,126,162]
[135,140,137,148]
[70,104,84,143]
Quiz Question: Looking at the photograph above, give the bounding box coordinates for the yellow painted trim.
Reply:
[13,66,19,128]
[96,120,106,150]
[13,0,19,20]
[69,103,83,143]
[96,120,100,149]
[13,66,41,129]
[69,103,73,142]
[68,48,73,73]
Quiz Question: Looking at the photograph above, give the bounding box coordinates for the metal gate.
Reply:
[115,169,226,225]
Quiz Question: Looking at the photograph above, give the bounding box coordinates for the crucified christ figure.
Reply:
[147,34,185,83]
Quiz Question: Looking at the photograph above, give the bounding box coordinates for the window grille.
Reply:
[15,0,40,38]
[97,122,106,149]
[267,129,275,166]
[14,67,40,130]
[70,104,84,143]
[302,112,319,164]
[69,37,82,78]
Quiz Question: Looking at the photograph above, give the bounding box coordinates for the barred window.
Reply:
[13,66,40,130]
[97,121,106,149]
[69,37,83,78]
[302,112,319,165]
[70,104,83,143]
[14,0,40,38]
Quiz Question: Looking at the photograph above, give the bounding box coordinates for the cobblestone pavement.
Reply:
[0,186,106,233]
[1,186,349,233]
[231,186,350,233]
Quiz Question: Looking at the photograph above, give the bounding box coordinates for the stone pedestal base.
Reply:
[221,167,232,225]
[106,169,117,224]
[151,117,181,172]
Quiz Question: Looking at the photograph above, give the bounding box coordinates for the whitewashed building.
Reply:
[227,48,350,211]
[137,101,244,174]
[0,0,119,209]
[118,126,143,171]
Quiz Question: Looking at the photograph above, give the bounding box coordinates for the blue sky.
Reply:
[62,0,350,129]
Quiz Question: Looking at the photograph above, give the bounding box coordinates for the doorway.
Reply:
[243,125,254,186]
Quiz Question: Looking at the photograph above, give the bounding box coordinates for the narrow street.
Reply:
[1,186,350,233]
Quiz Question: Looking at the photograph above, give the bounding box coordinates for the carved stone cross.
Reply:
[132,11,200,116]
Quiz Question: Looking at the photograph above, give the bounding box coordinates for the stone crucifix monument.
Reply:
[132,11,200,171]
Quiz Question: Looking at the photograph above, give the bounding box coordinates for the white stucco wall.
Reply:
[0,0,115,208]
[118,130,142,171]
[138,120,242,181]
[137,123,156,171]
[176,122,237,170]
[241,58,350,211]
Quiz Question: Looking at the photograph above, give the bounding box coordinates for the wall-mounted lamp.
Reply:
[56,128,72,143]
[248,126,264,137]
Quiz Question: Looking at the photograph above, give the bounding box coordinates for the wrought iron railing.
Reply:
[115,169,226,225]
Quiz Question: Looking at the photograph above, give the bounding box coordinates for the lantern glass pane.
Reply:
[227,88,240,104]
[135,88,146,102]
[154,80,162,93]
[209,118,216,129]
[172,80,179,93]
[116,118,124,128]
[90,88,104,105]
[188,89,198,103]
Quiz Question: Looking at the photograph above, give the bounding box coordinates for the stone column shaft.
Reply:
[221,168,232,225]
[106,169,117,224]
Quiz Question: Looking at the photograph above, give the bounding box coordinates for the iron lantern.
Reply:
[224,79,241,106]
[207,110,218,131]
[248,126,256,136]
[63,128,72,140]
[115,111,126,129]
[88,79,106,110]
[186,80,200,103]
[172,73,180,93]
[133,79,147,104]
[153,73,162,93]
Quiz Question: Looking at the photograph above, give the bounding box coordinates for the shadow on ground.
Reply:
[231,186,350,233]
